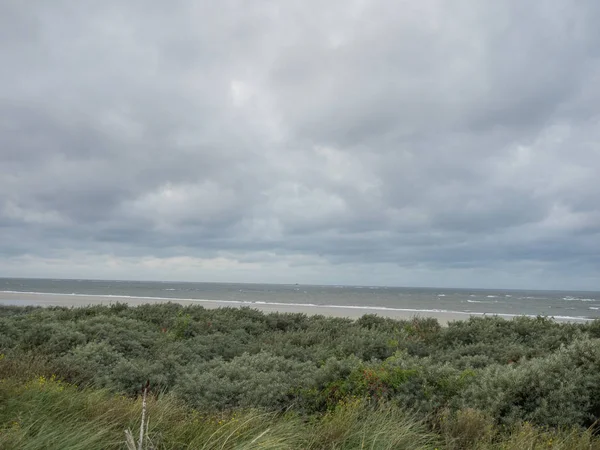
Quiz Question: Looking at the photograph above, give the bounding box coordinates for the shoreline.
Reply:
[0,291,594,324]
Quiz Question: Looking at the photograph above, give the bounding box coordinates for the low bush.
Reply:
[2,303,600,434]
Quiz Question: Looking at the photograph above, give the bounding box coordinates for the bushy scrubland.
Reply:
[1,303,600,449]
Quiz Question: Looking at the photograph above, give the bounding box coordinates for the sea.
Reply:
[1,278,599,321]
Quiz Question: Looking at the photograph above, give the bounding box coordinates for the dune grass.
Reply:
[1,374,599,449]
[0,375,440,450]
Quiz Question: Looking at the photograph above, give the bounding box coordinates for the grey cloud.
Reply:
[1,0,600,289]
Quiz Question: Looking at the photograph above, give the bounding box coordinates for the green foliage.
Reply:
[1,373,599,449]
[176,351,318,410]
[460,338,600,427]
[438,408,496,450]
[307,398,439,449]
[2,303,600,434]
[0,375,440,449]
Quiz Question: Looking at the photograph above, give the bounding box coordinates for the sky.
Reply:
[1,0,600,290]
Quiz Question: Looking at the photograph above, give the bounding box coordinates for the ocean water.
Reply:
[1,278,599,321]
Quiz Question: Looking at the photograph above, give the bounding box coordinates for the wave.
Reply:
[563,296,597,302]
[1,290,596,322]
[590,307,600,311]
[466,299,499,305]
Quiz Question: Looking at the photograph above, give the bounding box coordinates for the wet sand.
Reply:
[0,292,590,324]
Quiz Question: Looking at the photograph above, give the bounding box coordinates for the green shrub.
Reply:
[2,303,600,433]
[460,338,600,427]
[175,351,318,410]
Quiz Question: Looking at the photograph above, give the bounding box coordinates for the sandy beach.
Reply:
[0,291,460,323]
[0,291,593,324]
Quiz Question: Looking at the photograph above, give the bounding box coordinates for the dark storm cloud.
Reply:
[1,0,600,288]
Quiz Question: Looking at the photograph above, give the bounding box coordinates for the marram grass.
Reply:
[1,375,599,449]
[0,375,439,449]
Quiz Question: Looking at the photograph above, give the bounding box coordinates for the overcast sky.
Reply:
[1,1,599,290]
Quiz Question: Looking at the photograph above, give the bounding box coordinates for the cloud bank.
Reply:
[1,0,600,289]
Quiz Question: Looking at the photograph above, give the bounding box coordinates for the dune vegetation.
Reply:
[1,303,600,449]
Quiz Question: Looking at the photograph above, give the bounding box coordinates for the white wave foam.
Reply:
[467,299,498,304]
[590,307,600,311]
[563,296,597,302]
